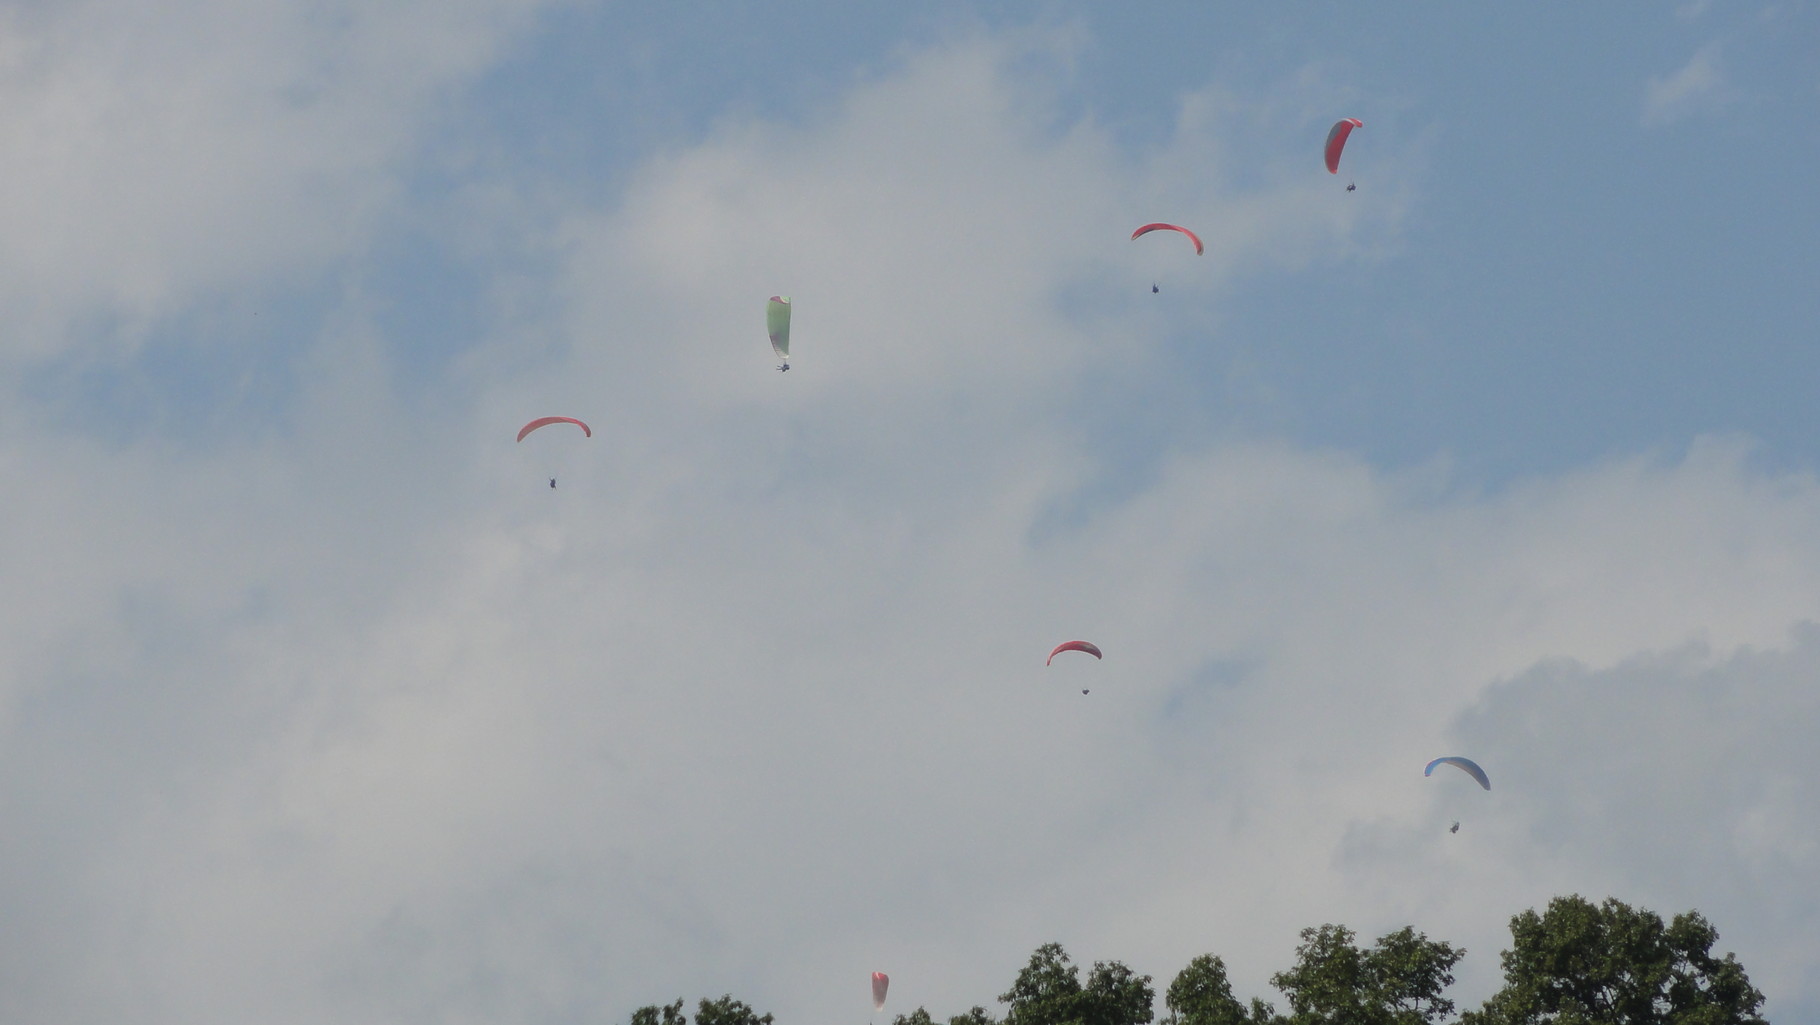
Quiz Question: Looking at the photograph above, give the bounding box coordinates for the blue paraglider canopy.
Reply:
[1424,756,1490,790]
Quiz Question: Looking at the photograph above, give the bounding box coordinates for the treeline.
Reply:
[628,894,1767,1025]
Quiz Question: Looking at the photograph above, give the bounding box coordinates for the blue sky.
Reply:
[454,0,1820,478]
[1,3,1817,1023]
[37,1,1817,471]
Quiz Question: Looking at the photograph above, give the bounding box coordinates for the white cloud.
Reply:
[1643,42,1736,126]
[0,17,1811,1025]
[1676,0,1713,22]
[1459,637,1820,1004]
[1338,626,1820,1014]
[0,0,551,360]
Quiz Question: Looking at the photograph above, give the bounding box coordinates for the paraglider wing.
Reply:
[767,296,792,362]
[1325,118,1363,174]
[1130,223,1205,255]
[872,972,889,1012]
[1047,640,1103,665]
[1424,756,1490,790]
[516,416,592,442]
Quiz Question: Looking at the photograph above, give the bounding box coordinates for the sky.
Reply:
[1,2,1817,1022]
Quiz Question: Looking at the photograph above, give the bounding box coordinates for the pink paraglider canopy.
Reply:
[516,416,592,442]
[872,972,889,1011]
[1325,118,1363,173]
[1130,222,1204,255]
[1046,640,1103,665]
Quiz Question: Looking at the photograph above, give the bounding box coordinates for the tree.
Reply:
[1080,959,1156,1025]
[1269,924,1462,1025]
[693,994,774,1025]
[1461,895,1766,1025]
[1001,943,1084,1025]
[999,943,1154,1025]
[630,999,689,1025]
[899,1009,999,1025]
[1163,954,1275,1025]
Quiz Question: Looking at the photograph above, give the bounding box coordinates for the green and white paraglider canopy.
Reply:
[767,296,791,369]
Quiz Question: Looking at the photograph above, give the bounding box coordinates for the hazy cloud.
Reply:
[0,13,1812,1025]
[0,0,551,360]
[1643,42,1735,126]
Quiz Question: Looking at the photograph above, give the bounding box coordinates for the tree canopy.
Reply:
[1461,895,1767,1025]
[1162,954,1273,1025]
[1268,924,1463,1025]
[997,941,1155,1025]
[630,999,690,1025]
[623,896,1767,1025]
[631,996,774,1025]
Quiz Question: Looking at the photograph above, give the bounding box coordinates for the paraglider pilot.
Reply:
[1347,182,1356,192]
[1449,821,1460,834]
[550,478,557,489]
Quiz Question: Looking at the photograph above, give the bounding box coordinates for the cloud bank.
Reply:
[1643,42,1735,127]
[0,13,1814,1025]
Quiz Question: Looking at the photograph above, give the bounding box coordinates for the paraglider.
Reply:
[1130,223,1204,255]
[1152,283,1159,294]
[767,296,792,371]
[872,972,889,1013]
[516,416,591,442]
[1325,117,1363,175]
[1047,641,1101,694]
[518,417,590,490]
[1424,756,1490,790]
[1047,640,1102,665]
[1450,821,1460,834]
[1346,182,1356,192]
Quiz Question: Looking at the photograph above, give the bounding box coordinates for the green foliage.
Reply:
[1001,942,1085,1025]
[1162,954,1273,1025]
[618,897,1766,1025]
[1080,959,1157,1025]
[1461,895,1767,1025]
[630,999,689,1025]
[694,994,774,1025]
[998,942,1154,1025]
[1269,924,1463,1025]
[893,1006,999,1025]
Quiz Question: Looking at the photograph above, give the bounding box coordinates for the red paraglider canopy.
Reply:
[1325,118,1363,174]
[1130,223,1204,255]
[516,416,592,442]
[1047,640,1103,665]
[872,972,889,1012]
